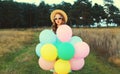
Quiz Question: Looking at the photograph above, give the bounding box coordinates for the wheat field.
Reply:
[72,27,120,66]
[0,29,34,57]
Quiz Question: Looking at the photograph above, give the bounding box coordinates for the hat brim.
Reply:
[50,9,68,23]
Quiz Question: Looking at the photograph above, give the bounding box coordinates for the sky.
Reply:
[14,0,120,9]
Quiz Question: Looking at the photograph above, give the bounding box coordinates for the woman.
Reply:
[50,9,68,34]
[50,9,68,74]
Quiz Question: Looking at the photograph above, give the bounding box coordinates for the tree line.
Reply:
[0,0,120,28]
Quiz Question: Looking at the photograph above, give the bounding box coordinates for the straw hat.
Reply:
[50,9,68,23]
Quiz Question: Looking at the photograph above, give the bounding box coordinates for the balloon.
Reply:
[53,37,62,48]
[54,59,71,74]
[35,43,43,57]
[70,58,85,70]
[39,29,56,43]
[70,36,82,45]
[58,42,75,60]
[74,42,90,58]
[56,37,62,45]
[38,57,55,70]
[40,44,58,61]
[56,24,72,42]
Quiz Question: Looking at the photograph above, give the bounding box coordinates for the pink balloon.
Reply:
[56,24,72,42]
[74,42,90,58]
[70,58,85,70]
[38,57,55,70]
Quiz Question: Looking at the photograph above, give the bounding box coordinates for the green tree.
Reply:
[104,3,120,26]
[104,0,113,4]
[36,1,51,27]
[70,0,92,27]
[0,1,25,28]
[52,1,72,13]
[92,3,107,23]
[2,0,13,1]
[0,1,37,28]
[21,3,37,28]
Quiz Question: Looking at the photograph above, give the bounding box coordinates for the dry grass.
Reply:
[73,27,120,66]
[0,28,120,74]
[0,29,34,57]
[0,27,120,66]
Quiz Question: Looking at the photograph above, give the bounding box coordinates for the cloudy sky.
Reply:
[14,0,120,9]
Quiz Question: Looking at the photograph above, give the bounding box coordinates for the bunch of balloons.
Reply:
[35,24,90,74]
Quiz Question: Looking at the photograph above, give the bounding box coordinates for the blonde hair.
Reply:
[51,13,66,33]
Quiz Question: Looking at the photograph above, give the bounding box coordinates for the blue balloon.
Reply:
[70,36,82,45]
[53,37,62,48]
[39,29,56,43]
[35,43,43,57]
[56,37,62,44]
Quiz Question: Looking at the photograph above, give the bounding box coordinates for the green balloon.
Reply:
[58,42,75,60]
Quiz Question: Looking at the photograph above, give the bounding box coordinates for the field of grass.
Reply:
[73,27,120,66]
[0,29,34,57]
[0,28,120,74]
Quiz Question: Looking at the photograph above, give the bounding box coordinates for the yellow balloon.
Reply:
[58,73,68,74]
[41,44,58,61]
[54,59,71,74]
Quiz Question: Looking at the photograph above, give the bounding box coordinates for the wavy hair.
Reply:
[51,13,66,33]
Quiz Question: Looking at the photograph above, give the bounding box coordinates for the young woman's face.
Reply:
[54,14,63,27]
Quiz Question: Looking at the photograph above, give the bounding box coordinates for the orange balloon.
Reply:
[38,57,55,70]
